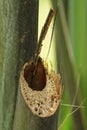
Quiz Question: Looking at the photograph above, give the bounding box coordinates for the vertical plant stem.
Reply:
[13,1,61,130]
[0,0,38,130]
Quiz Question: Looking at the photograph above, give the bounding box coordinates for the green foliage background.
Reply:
[39,0,87,130]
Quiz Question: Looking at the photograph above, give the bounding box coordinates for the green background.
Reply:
[39,0,87,130]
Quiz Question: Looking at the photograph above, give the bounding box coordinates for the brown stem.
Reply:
[34,9,56,66]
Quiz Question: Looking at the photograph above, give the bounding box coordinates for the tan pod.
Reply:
[20,62,62,117]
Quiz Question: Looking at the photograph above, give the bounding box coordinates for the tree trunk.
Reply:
[0,0,38,130]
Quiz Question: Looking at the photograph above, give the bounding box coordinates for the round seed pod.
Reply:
[20,58,62,117]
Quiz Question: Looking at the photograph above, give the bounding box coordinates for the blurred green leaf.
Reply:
[51,0,87,130]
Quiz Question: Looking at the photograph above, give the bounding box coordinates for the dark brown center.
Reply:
[24,57,46,91]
